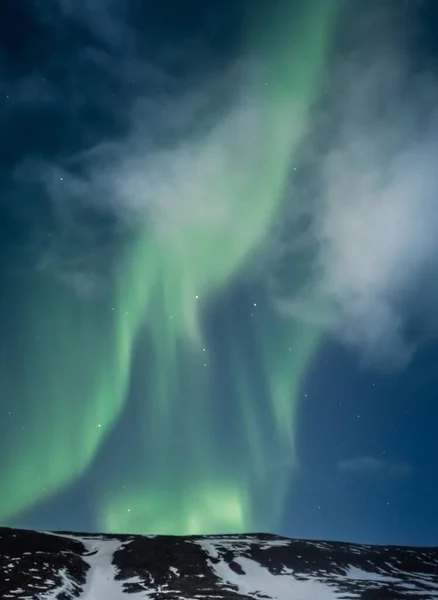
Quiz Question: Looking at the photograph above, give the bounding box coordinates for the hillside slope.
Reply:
[0,527,437,598]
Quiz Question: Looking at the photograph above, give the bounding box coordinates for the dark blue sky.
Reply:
[1,0,438,547]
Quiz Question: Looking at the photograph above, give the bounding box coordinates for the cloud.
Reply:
[10,0,438,365]
[32,0,132,49]
[11,2,316,301]
[6,0,260,291]
[272,5,438,368]
[337,456,412,477]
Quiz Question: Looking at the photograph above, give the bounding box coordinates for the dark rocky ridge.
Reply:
[0,526,437,598]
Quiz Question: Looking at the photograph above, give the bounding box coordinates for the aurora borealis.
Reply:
[0,0,340,535]
[6,0,438,547]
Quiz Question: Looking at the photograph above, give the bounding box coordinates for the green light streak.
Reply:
[99,0,340,535]
[0,276,135,521]
[0,0,340,532]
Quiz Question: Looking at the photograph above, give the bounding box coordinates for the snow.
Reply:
[198,539,344,600]
[343,565,399,583]
[195,537,438,599]
[40,568,76,600]
[42,532,147,599]
[79,538,142,599]
[1,528,436,599]
[215,555,346,599]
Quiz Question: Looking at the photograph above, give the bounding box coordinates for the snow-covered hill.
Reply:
[0,527,437,599]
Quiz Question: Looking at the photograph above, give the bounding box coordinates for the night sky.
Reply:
[1,0,438,547]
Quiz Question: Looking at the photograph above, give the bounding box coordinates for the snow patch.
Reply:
[198,540,343,600]
[42,531,147,599]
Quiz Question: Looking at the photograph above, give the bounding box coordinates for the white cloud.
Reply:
[274,11,438,368]
[337,456,412,476]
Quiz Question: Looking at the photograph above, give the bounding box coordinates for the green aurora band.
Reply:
[0,0,340,533]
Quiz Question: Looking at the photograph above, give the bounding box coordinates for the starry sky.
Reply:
[1,0,438,547]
